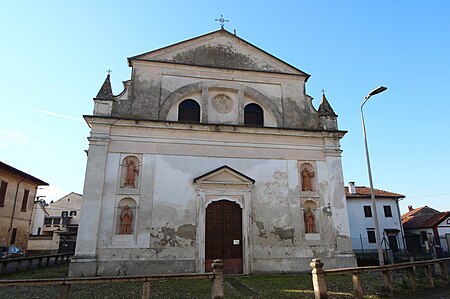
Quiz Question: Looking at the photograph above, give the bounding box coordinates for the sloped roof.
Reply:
[345,186,405,198]
[95,74,113,100]
[0,161,48,186]
[402,205,439,219]
[402,211,450,229]
[318,93,337,117]
[128,29,310,77]
[194,165,255,183]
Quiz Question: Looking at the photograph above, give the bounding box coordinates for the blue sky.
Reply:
[1,1,449,213]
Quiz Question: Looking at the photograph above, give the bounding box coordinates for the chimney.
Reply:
[408,205,413,211]
[348,182,356,194]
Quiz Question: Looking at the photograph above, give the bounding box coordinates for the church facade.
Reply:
[69,29,356,277]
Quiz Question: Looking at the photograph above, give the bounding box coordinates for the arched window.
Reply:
[244,103,264,127]
[178,99,200,123]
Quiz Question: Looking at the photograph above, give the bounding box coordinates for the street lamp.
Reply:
[361,86,387,266]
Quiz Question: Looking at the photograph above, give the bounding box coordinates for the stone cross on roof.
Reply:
[215,14,229,29]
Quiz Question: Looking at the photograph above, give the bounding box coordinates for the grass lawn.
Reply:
[0,263,446,298]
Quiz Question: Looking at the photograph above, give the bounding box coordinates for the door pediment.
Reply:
[194,165,254,190]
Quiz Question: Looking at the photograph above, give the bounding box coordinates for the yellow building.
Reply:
[0,161,48,252]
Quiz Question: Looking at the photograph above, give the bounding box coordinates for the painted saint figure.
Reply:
[301,168,315,191]
[304,208,315,233]
[119,205,133,234]
[124,159,138,188]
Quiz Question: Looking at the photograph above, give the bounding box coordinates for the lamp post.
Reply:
[361,86,387,266]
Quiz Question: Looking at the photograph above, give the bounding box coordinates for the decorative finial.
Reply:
[321,89,325,94]
[215,14,229,29]
[106,69,112,75]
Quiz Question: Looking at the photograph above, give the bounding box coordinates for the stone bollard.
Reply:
[310,259,328,299]
[351,272,364,299]
[381,270,393,297]
[424,264,434,288]
[439,262,448,282]
[407,266,417,291]
[58,284,70,299]
[211,259,224,299]
[409,256,416,275]
[142,281,151,299]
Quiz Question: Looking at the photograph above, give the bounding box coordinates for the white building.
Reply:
[70,29,356,277]
[345,182,407,260]
[30,200,48,236]
[28,192,82,255]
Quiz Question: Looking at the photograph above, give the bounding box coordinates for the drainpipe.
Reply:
[9,178,26,232]
[395,198,408,255]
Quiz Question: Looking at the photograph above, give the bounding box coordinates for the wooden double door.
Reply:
[205,200,243,274]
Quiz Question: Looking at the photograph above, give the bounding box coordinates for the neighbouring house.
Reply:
[28,192,82,255]
[0,161,48,253]
[345,182,407,261]
[30,199,48,236]
[69,28,357,277]
[402,205,450,257]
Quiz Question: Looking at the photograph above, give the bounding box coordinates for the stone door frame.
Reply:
[194,166,254,274]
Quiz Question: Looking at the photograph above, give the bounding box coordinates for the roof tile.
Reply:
[345,186,405,198]
[402,211,450,228]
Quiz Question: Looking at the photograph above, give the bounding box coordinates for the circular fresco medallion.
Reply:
[212,94,233,114]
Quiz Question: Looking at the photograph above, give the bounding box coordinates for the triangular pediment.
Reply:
[130,29,309,76]
[194,165,255,185]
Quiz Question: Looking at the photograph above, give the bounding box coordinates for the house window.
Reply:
[178,99,200,123]
[363,205,372,217]
[383,205,393,217]
[69,211,77,216]
[53,218,61,225]
[367,229,376,243]
[61,211,68,218]
[44,218,52,225]
[10,228,17,244]
[21,189,29,212]
[244,103,264,127]
[0,181,7,207]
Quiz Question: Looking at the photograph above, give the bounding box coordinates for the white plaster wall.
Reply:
[159,71,286,102]
[72,118,355,276]
[46,193,82,224]
[139,62,305,127]
[95,151,353,268]
[437,218,450,252]
[31,205,46,235]
[347,198,405,251]
[437,216,450,231]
